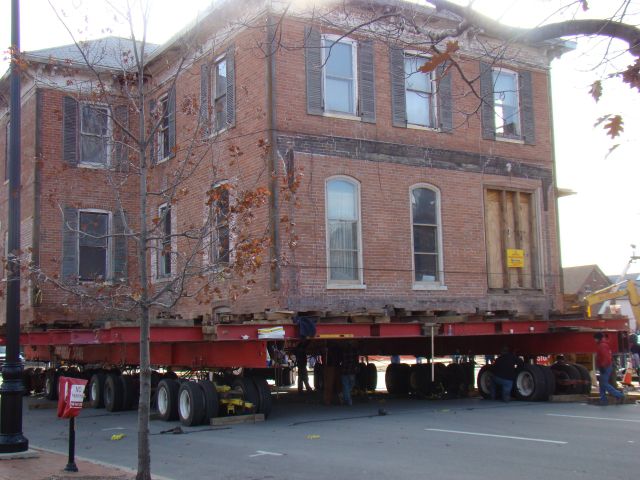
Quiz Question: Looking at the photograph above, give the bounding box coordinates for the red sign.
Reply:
[57,376,88,418]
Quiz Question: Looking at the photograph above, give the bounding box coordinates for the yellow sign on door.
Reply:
[507,249,525,268]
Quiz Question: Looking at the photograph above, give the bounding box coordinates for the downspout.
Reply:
[267,11,280,291]
[32,89,42,307]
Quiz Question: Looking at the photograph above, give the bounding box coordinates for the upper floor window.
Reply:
[322,36,357,115]
[405,54,436,128]
[411,186,442,285]
[158,204,172,277]
[212,58,228,131]
[492,69,521,138]
[156,94,175,162]
[210,183,230,265]
[80,104,110,166]
[326,177,362,285]
[79,210,110,281]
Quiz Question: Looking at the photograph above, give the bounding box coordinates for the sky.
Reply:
[1,0,639,276]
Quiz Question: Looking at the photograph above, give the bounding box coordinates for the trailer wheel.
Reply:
[120,375,139,411]
[232,377,259,412]
[366,363,378,391]
[444,363,465,398]
[252,376,273,419]
[44,369,60,401]
[88,372,106,408]
[313,364,324,391]
[356,363,368,391]
[550,362,581,394]
[513,364,547,401]
[476,365,494,399]
[22,368,35,395]
[32,368,46,394]
[570,363,592,394]
[178,381,206,426]
[198,380,220,422]
[156,379,180,421]
[539,365,556,398]
[104,373,124,412]
[385,363,411,395]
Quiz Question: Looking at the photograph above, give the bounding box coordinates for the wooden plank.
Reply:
[210,413,265,426]
[528,191,539,289]
[484,189,504,289]
[513,191,524,287]
[499,190,509,289]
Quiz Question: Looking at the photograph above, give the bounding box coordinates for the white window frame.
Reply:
[325,176,365,288]
[321,34,358,117]
[77,208,112,282]
[410,184,446,290]
[404,52,438,129]
[211,55,228,133]
[209,181,231,267]
[156,94,171,163]
[79,103,111,168]
[492,68,521,140]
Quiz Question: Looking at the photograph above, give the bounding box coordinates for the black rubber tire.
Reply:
[22,368,34,395]
[313,363,324,391]
[178,381,206,426]
[104,373,124,412]
[32,368,45,394]
[88,372,106,408]
[539,365,556,398]
[251,376,273,419]
[571,363,592,394]
[550,362,581,394]
[232,377,260,412]
[198,380,220,422]
[476,364,494,399]
[120,375,139,410]
[44,369,59,401]
[156,379,180,421]
[444,363,465,398]
[385,363,411,395]
[513,364,547,401]
[356,362,369,391]
[366,363,378,391]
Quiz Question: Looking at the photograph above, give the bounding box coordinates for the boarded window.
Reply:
[79,211,109,281]
[484,189,539,290]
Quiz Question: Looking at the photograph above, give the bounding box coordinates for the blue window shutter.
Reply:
[479,61,495,140]
[168,87,176,159]
[389,47,406,127]
[149,99,156,165]
[519,70,536,145]
[62,206,78,283]
[226,44,236,128]
[112,210,127,283]
[63,96,78,165]
[437,63,453,132]
[305,26,323,116]
[200,62,210,138]
[358,40,376,123]
[113,105,129,172]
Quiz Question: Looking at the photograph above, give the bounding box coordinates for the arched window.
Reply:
[411,185,442,284]
[326,177,362,284]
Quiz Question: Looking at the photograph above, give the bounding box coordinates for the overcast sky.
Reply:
[1,0,639,276]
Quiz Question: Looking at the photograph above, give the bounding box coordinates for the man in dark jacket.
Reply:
[490,347,522,402]
[594,332,625,405]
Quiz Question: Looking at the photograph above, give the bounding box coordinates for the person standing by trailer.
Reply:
[295,341,313,393]
[340,342,359,406]
[594,332,626,405]
[490,347,522,402]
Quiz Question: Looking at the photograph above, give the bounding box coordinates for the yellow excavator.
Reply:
[584,279,640,322]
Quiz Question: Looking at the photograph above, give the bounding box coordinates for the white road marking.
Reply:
[425,428,567,445]
[101,427,127,431]
[546,414,640,423]
[249,450,284,458]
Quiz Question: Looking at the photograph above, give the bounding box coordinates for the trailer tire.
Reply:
[476,365,494,399]
[198,380,220,421]
[44,369,59,401]
[178,381,206,426]
[356,363,368,391]
[366,363,378,391]
[551,362,581,394]
[156,379,180,421]
[313,364,324,391]
[571,363,592,394]
[120,375,139,410]
[444,363,465,398]
[385,363,411,395]
[32,368,46,394]
[513,364,547,401]
[104,374,124,412]
[539,365,556,398]
[252,376,273,419]
[232,377,259,412]
[88,372,106,408]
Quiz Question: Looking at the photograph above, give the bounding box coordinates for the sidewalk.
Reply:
[0,447,135,480]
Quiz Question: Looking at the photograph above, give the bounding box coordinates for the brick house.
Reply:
[0,0,569,329]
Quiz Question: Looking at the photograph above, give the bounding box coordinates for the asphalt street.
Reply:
[21,394,640,480]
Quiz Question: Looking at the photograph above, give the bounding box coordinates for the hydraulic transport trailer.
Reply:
[8,315,630,427]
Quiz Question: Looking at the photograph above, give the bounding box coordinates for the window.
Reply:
[157,95,171,161]
[158,204,172,277]
[411,186,442,284]
[326,178,362,284]
[78,211,109,281]
[492,69,521,138]
[405,55,436,128]
[322,36,357,115]
[212,58,228,131]
[210,183,230,265]
[80,104,110,166]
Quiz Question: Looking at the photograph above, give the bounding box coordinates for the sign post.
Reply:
[57,376,88,472]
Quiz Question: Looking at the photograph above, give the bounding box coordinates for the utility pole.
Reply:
[0,0,28,454]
